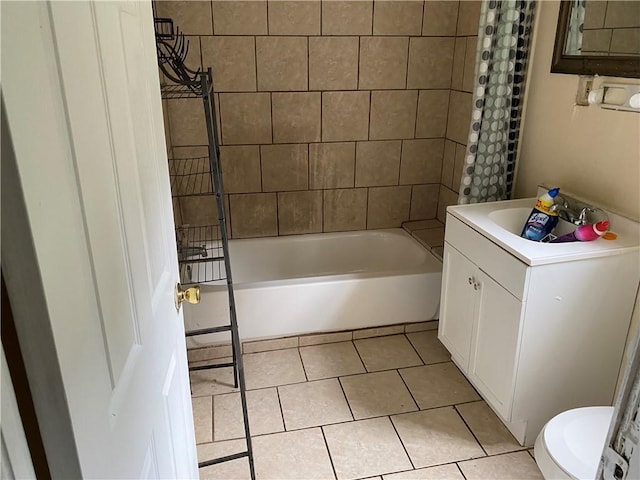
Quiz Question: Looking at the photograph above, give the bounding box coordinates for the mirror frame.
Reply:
[551,1,640,78]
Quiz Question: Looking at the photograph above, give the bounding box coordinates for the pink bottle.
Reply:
[550,221,610,243]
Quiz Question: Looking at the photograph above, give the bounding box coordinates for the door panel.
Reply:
[469,270,523,420]
[3,1,198,478]
[438,244,477,369]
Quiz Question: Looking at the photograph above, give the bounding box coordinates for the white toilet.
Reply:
[534,406,614,480]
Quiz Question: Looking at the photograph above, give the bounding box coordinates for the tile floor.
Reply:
[190,330,543,480]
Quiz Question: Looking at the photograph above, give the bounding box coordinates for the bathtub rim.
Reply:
[197,227,442,288]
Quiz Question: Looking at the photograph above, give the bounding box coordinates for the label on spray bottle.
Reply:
[521,212,557,241]
[521,187,560,242]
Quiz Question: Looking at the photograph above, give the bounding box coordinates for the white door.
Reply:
[2,1,198,478]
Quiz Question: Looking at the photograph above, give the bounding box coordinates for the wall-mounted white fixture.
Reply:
[588,83,640,113]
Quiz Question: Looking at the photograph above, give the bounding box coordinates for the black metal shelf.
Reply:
[169,156,214,197]
[161,83,203,99]
[176,225,226,285]
[155,14,255,479]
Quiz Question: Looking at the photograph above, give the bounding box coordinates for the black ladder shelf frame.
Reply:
[155,17,255,478]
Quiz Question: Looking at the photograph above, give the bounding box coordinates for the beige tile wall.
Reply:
[438,0,480,223]
[581,1,640,55]
[157,0,480,237]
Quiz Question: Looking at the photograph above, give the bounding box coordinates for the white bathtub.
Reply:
[183,228,442,346]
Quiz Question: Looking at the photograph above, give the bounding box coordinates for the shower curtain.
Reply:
[565,0,586,55]
[458,0,537,204]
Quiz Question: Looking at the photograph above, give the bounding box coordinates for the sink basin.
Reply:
[447,197,638,266]
[488,207,575,240]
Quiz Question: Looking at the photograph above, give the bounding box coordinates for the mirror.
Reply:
[552,1,640,78]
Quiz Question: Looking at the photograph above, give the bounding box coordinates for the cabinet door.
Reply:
[469,270,523,420]
[438,244,477,370]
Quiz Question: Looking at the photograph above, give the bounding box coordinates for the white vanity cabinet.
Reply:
[438,200,640,446]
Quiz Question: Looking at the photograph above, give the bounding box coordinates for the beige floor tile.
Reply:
[400,363,480,409]
[404,320,438,333]
[243,336,299,354]
[193,396,213,444]
[198,439,250,480]
[528,448,535,459]
[213,388,284,441]
[243,348,306,389]
[383,463,465,479]
[300,341,365,380]
[299,331,353,346]
[200,457,250,480]
[456,401,523,455]
[406,331,451,365]
[355,335,422,372]
[324,417,412,480]
[392,407,485,468]
[457,451,544,479]
[188,344,232,363]
[253,428,335,480]
[353,325,405,339]
[190,366,239,397]
[340,370,417,419]
[279,378,353,430]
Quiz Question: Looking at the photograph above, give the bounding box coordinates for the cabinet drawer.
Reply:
[445,215,528,300]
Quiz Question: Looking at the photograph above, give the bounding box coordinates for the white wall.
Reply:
[515,1,640,222]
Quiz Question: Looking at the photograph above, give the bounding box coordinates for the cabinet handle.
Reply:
[474,281,480,291]
[468,277,474,285]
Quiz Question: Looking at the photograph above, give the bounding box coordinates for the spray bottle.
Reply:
[550,221,610,243]
[521,187,560,242]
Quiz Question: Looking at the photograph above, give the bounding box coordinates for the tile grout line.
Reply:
[275,385,287,433]
[297,346,310,383]
[336,376,357,423]
[456,461,469,480]
[388,414,417,471]
[453,404,489,458]
[210,394,215,445]
[403,332,427,366]
[396,367,423,413]
[265,0,269,36]
[201,87,460,94]
[319,426,339,480]
[350,338,370,373]
[404,36,410,90]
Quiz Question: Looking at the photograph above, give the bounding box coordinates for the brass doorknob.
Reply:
[175,283,200,310]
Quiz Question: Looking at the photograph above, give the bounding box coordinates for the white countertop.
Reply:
[447,198,640,266]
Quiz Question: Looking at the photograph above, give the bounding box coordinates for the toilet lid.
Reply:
[544,406,614,480]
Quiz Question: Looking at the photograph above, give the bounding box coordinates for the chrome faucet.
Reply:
[551,198,609,226]
[575,206,608,226]
[550,198,579,224]
[576,207,596,226]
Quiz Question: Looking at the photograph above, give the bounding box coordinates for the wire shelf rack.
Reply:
[169,156,214,197]
[156,14,255,477]
[176,225,226,285]
[160,83,203,99]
